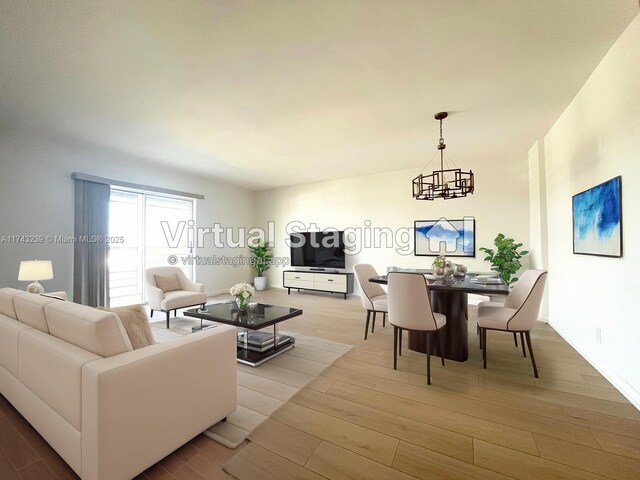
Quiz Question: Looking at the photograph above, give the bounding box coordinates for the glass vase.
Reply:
[236,296,250,311]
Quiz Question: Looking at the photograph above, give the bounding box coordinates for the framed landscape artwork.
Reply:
[414,218,475,257]
[572,176,622,258]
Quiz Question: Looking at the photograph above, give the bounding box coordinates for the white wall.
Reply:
[0,129,254,297]
[255,158,531,291]
[543,15,640,407]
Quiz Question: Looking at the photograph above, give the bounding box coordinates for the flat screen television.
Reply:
[289,231,345,269]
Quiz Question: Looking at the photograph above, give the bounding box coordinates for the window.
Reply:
[108,188,195,307]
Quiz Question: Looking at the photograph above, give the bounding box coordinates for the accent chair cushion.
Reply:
[160,290,207,311]
[98,304,155,349]
[154,274,182,293]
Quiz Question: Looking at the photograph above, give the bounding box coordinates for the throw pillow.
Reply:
[154,274,181,293]
[98,304,155,349]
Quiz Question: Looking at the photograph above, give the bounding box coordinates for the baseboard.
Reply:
[205,288,232,297]
[549,320,640,411]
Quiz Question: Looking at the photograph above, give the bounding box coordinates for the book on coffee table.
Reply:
[241,331,274,345]
[237,331,293,352]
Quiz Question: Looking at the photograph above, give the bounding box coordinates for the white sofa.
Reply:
[0,287,237,480]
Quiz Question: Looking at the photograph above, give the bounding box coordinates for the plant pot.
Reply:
[254,276,267,291]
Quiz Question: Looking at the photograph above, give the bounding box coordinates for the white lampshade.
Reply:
[18,260,54,281]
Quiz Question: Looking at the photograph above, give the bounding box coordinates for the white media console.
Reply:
[283,270,354,299]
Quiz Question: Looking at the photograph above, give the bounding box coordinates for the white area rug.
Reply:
[150,317,353,448]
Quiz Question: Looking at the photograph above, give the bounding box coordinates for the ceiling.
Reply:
[1,1,638,190]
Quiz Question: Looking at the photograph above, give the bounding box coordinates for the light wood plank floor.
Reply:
[1,288,639,480]
[224,288,640,480]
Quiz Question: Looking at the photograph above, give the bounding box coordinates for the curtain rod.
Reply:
[71,172,205,200]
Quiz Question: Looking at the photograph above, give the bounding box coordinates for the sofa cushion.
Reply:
[19,329,101,431]
[98,305,155,349]
[0,287,23,319]
[0,313,32,377]
[45,302,133,358]
[14,293,64,333]
[154,274,181,293]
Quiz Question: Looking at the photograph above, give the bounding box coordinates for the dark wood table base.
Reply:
[408,291,469,362]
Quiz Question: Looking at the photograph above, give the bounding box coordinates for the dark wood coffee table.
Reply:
[184,302,303,367]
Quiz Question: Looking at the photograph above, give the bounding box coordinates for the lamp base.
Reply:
[26,282,45,294]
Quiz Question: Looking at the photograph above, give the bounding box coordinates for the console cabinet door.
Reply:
[284,271,314,289]
[314,274,346,293]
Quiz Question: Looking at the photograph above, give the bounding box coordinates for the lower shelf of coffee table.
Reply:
[236,335,295,367]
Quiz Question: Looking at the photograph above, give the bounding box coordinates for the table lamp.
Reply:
[18,260,53,294]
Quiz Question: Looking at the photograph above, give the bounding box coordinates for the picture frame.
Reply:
[572,176,622,258]
[414,218,475,257]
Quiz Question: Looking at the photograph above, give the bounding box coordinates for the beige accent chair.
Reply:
[387,272,446,385]
[145,266,207,328]
[353,264,388,340]
[477,269,548,378]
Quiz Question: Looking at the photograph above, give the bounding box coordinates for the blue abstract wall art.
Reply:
[572,176,622,257]
[414,218,475,257]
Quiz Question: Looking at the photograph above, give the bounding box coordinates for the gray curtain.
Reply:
[73,180,110,307]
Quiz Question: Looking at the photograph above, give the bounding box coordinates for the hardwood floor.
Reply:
[225,288,640,480]
[1,287,639,479]
[0,390,241,480]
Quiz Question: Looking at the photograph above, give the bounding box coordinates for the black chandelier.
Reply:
[412,112,474,200]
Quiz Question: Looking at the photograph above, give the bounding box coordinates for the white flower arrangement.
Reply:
[230,283,255,297]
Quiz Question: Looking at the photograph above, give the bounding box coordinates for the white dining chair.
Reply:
[353,264,388,340]
[388,272,446,385]
[477,269,548,378]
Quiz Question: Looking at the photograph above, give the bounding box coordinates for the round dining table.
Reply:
[369,270,508,362]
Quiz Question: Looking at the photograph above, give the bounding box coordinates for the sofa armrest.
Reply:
[146,284,165,310]
[182,278,205,293]
[81,325,237,480]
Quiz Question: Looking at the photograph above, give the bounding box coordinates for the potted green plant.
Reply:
[249,240,273,291]
[432,255,446,275]
[479,233,529,285]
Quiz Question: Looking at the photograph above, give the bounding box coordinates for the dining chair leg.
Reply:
[513,332,518,347]
[479,323,482,349]
[426,332,431,385]
[398,328,402,356]
[520,332,526,357]
[166,311,170,329]
[393,326,398,370]
[524,331,539,378]
[364,310,371,340]
[482,328,487,369]
[371,311,376,333]
[438,329,445,366]
[382,312,386,328]
[150,309,154,317]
